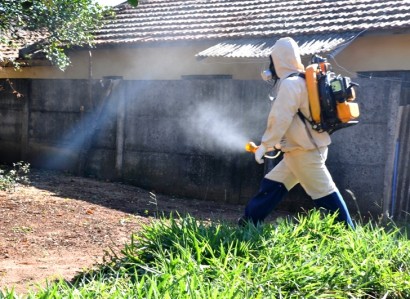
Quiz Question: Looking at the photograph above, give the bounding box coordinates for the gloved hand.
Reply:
[255,144,267,164]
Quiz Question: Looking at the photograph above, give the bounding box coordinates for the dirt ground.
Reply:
[0,169,256,295]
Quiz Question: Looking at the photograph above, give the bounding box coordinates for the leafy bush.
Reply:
[0,161,30,191]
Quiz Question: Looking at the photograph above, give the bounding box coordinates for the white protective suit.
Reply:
[261,37,338,199]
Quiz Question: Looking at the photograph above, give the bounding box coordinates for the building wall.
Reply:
[335,33,410,74]
[0,42,261,80]
[2,33,410,80]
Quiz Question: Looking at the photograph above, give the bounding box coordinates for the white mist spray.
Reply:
[184,101,252,154]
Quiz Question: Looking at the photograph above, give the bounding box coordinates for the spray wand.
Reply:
[245,141,282,159]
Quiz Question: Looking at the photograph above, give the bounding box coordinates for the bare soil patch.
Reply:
[0,169,248,294]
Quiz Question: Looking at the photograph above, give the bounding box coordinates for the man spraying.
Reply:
[238,37,354,229]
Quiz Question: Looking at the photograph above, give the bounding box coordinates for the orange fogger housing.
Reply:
[305,64,322,125]
[305,61,359,128]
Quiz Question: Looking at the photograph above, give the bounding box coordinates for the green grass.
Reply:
[2,211,410,298]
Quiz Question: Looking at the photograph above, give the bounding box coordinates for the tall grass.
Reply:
[2,211,410,298]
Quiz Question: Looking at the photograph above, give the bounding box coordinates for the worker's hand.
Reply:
[255,144,267,164]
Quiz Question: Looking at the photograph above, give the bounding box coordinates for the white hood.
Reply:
[270,37,305,79]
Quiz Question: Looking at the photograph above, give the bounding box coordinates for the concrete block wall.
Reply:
[0,80,27,162]
[328,78,401,217]
[0,76,404,218]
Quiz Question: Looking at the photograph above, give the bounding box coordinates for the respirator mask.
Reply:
[261,55,280,101]
[261,55,279,82]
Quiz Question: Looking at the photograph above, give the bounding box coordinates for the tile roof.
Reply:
[93,0,410,58]
[0,30,46,64]
[2,0,410,62]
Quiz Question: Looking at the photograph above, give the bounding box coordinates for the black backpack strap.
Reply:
[297,109,316,130]
[297,109,323,158]
[287,72,305,79]
[297,110,306,122]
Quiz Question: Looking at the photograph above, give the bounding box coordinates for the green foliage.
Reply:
[0,162,30,192]
[128,0,139,6]
[3,211,410,298]
[0,0,110,70]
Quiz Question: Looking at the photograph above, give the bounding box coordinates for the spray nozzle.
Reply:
[245,141,258,153]
[244,141,282,159]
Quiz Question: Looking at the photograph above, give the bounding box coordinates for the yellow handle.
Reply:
[245,141,277,153]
